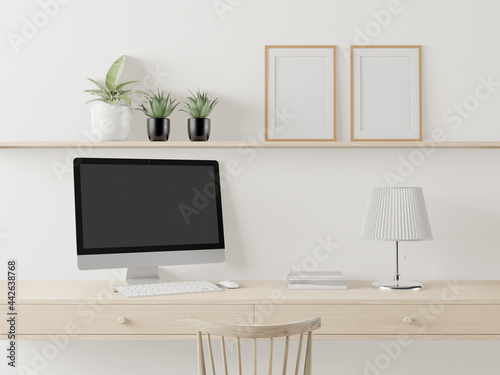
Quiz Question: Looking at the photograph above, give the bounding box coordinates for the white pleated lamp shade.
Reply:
[361,187,433,241]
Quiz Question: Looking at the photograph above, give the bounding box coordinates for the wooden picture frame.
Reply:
[265,45,336,141]
[350,45,422,141]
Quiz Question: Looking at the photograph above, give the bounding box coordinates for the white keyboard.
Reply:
[114,280,223,298]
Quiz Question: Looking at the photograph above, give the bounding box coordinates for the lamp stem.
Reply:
[396,241,399,274]
[371,239,422,290]
[394,241,401,286]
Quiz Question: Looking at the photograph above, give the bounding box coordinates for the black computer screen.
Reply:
[74,158,224,255]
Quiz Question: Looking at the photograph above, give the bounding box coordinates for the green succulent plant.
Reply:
[85,55,146,106]
[137,89,179,119]
[181,90,219,119]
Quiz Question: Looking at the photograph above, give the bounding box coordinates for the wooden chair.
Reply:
[188,316,321,375]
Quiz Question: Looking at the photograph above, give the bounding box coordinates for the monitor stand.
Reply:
[126,267,166,285]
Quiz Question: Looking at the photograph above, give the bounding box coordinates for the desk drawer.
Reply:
[15,305,253,336]
[256,305,500,335]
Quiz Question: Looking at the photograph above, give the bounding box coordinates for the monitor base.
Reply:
[126,267,165,285]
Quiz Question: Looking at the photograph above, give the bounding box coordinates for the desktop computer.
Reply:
[73,158,225,289]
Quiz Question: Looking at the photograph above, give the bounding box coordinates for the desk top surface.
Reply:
[1,280,499,305]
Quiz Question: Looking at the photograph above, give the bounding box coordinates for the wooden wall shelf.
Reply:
[0,141,499,149]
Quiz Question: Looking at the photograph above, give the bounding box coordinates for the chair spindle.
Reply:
[294,333,304,375]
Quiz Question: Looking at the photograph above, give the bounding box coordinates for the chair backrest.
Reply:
[188,316,321,375]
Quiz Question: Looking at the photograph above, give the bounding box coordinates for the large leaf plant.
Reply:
[85,55,146,106]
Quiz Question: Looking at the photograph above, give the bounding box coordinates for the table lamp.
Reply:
[361,187,432,290]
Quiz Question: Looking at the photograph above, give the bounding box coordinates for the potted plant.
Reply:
[137,90,179,141]
[85,55,145,141]
[181,90,219,141]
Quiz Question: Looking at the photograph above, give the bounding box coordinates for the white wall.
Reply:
[1,0,500,374]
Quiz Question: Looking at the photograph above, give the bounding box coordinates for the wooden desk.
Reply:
[1,280,499,340]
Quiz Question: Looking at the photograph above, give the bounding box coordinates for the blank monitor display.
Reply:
[74,158,225,257]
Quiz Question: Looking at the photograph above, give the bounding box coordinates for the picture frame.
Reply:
[265,45,336,141]
[350,45,422,141]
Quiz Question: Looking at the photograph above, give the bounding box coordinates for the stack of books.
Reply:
[287,271,347,290]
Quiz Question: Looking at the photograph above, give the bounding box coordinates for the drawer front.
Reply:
[14,305,253,335]
[255,305,500,335]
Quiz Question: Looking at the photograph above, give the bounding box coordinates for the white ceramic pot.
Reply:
[90,102,133,141]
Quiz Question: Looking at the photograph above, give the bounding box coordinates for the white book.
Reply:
[287,271,345,282]
[288,280,347,286]
[288,280,346,284]
[287,283,348,290]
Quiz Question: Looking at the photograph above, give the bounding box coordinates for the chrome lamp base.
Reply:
[372,241,423,290]
[372,280,423,290]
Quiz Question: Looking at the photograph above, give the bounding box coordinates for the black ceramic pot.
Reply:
[188,118,210,141]
[147,118,170,141]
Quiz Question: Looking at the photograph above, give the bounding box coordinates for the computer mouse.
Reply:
[217,280,240,289]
